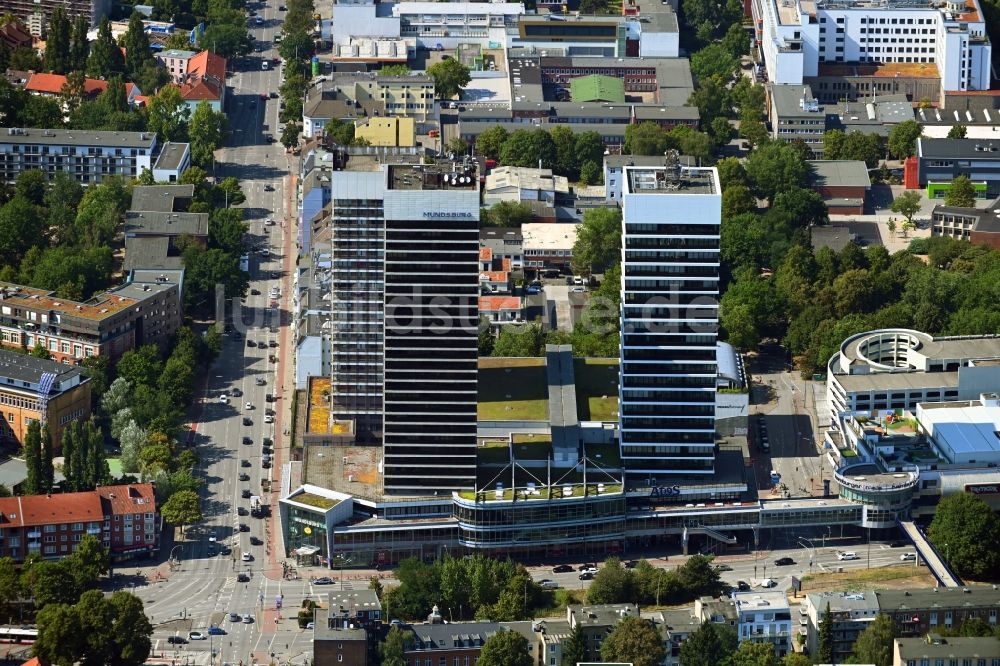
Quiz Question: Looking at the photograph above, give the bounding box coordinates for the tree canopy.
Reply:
[928,492,1000,579]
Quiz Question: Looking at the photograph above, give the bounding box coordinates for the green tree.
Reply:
[728,641,777,666]
[560,622,586,666]
[86,17,125,78]
[188,100,228,168]
[947,125,967,139]
[550,124,578,178]
[890,190,921,225]
[378,626,413,666]
[281,122,302,150]
[574,131,605,175]
[888,119,922,159]
[446,136,469,155]
[108,590,153,665]
[499,128,556,169]
[571,207,621,275]
[927,492,1000,579]
[278,29,314,63]
[380,64,411,76]
[39,424,53,493]
[481,201,533,227]
[216,177,245,207]
[122,12,154,79]
[76,589,117,665]
[29,560,79,606]
[579,161,600,186]
[43,6,71,74]
[781,654,811,666]
[476,125,508,160]
[887,217,897,238]
[492,324,544,357]
[722,22,750,58]
[34,602,83,666]
[69,15,89,71]
[690,42,738,83]
[116,345,163,388]
[15,169,46,206]
[146,85,190,143]
[209,207,247,254]
[944,175,977,208]
[817,602,833,664]
[160,489,202,533]
[197,23,252,58]
[687,77,731,126]
[22,420,41,495]
[745,141,809,201]
[0,557,21,619]
[678,621,738,666]
[722,184,757,218]
[478,630,533,666]
[427,58,471,100]
[586,556,633,604]
[599,615,665,666]
[851,614,898,666]
[624,121,667,156]
[0,196,46,266]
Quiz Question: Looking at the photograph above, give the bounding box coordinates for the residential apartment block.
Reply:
[802,591,880,662]
[0,350,91,449]
[734,591,792,657]
[0,278,182,365]
[1,0,110,29]
[0,128,157,184]
[752,0,991,93]
[302,73,435,138]
[0,483,157,562]
[313,590,383,666]
[893,635,1000,666]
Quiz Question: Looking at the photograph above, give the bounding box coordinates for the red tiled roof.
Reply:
[479,247,493,262]
[96,484,156,515]
[0,23,32,49]
[480,271,509,283]
[0,493,103,528]
[176,78,223,101]
[501,258,512,271]
[479,296,522,311]
[25,73,108,96]
[189,50,226,82]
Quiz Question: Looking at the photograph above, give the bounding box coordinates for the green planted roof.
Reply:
[570,75,626,103]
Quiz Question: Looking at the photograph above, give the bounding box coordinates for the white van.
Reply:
[262,60,270,70]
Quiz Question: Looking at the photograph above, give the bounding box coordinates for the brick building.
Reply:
[0,278,181,365]
[876,587,1000,638]
[0,350,91,449]
[0,483,156,562]
[314,590,384,666]
[404,617,538,666]
[808,160,872,215]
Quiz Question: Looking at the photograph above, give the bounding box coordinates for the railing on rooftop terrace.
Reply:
[834,463,919,494]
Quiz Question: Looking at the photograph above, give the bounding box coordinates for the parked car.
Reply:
[188,632,206,641]
[168,636,188,645]
[238,473,250,481]
[241,459,250,468]
[737,580,751,592]
[837,551,859,561]
[220,545,232,556]
[578,572,593,580]
[715,563,733,571]
[238,507,249,516]
[314,577,335,585]
[539,579,559,589]
[241,552,252,562]
[774,557,795,566]
[229,612,241,622]
[243,417,252,426]
[250,536,263,546]
[208,625,225,636]
[242,614,254,624]
[247,340,256,347]
[263,415,274,424]
[239,523,249,532]
[242,436,252,445]
[236,573,250,582]
[256,377,266,386]
[759,578,778,588]
[552,564,573,573]
[578,563,596,571]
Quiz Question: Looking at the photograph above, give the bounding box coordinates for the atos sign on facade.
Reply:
[650,485,682,498]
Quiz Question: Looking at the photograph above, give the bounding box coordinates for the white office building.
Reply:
[618,153,721,480]
[751,0,991,92]
[394,2,523,49]
[0,127,157,184]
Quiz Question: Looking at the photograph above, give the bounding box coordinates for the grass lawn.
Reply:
[800,564,934,593]
[291,492,340,510]
[107,458,122,478]
[574,358,619,421]
[478,358,548,420]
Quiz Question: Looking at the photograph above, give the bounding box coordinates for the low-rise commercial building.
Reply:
[826,329,1000,424]
[484,167,569,209]
[151,142,191,182]
[915,138,999,198]
[124,205,208,272]
[479,227,523,271]
[0,350,91,449]
[916,397,1000,466]
[354,117,415,148]
[808,160,872,215]
[931,200,1000,249]
[0,128,157,184]
[302,73,435,138]
[521,223,578,272]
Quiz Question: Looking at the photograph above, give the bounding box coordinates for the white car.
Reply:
[265,219,276,226]
[188,632,206,641]
[900,552,917,561]
[261,248,270,257]
[264,414,274,424]
[759,578,777,588]
[837,551,859,561]
[241,552,252,562]
[208,531,217,542]
[219,394,229,403]
[243,614,254,624]
[245,402,253,410]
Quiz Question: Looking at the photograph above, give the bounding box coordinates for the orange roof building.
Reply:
[25,72,108,97]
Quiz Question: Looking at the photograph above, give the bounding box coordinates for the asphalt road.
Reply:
[125,5,325,664]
